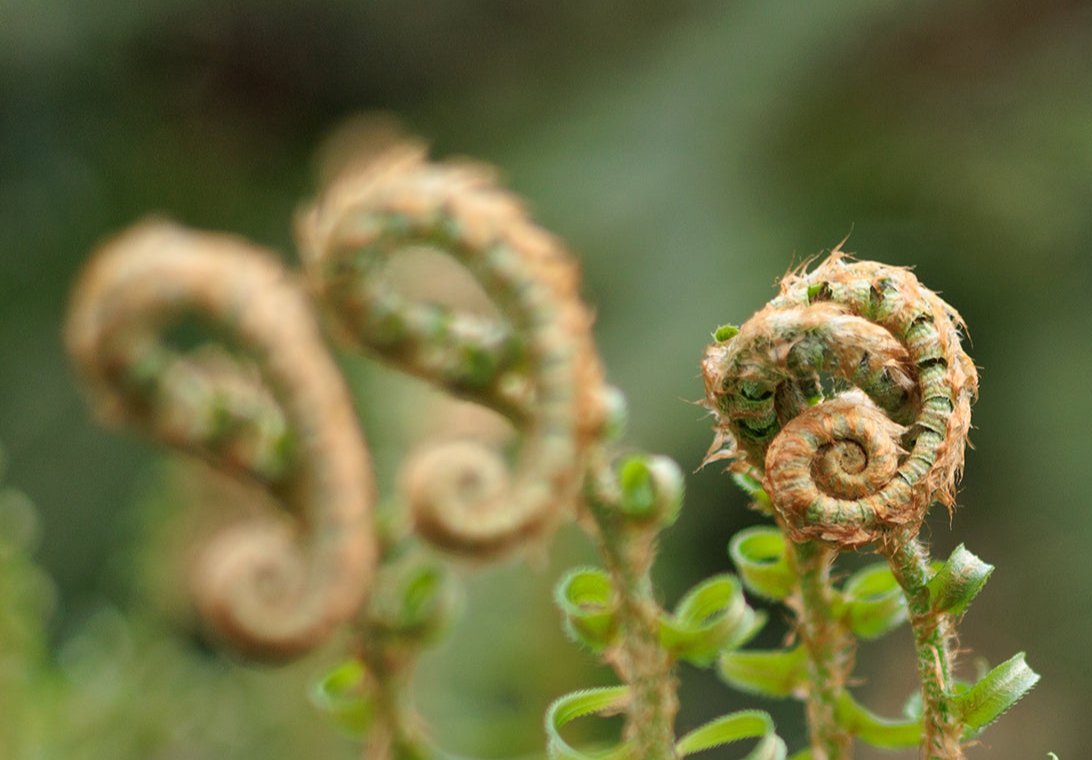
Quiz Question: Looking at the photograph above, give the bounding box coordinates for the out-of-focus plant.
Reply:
[56,124,1040,760]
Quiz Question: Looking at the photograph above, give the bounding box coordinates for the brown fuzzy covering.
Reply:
[297,133,607,556]
[66,222,377,660]
[703,251,977,548]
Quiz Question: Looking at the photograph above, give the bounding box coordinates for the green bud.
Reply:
[713,324,740,342]
[618,454,683,526]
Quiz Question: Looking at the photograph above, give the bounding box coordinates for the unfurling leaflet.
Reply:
[65,222,376,660]
[297,136,605,556]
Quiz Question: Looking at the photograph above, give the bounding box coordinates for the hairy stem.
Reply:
[882,530,964,760]
[790,540,854,760]
[356,638,431,760]
[587,482,678,759]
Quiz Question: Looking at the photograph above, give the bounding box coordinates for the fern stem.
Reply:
[363,669,431,760]
[587,478,679,759]
[882,530,964,760]
[790,541,854,760]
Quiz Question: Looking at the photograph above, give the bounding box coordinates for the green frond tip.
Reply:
[718,645,808,698]
[310,659,375,737]
[675,710,787,759]
[956,652,1040,734]
[382,561,461,642]
[546,686,632,760]
[840,562,907,640]
[714,324,740,342]
[659,574,765,666]
[617,454,683,526]
[834,692,921,749]
[787,750,813,760]
[555,567,619,652]
[729,470,772,512]
[928,543,993,616]
[728,526,794,601]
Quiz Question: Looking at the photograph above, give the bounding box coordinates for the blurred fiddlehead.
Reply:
[298,134,606,557]
[703,252,1036,758]
[66,222,377,660]
[291,130,610,758]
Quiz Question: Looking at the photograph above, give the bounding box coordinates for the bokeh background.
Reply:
[2,0,1090,757]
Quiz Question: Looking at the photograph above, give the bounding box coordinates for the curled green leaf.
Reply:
[840,562,907,640]
[928,543,993,616]
[718,645,807,698]
[555,567,619,652]
[714,324,740,342]
[956,652,1040,734]
[834,692,921,749]
[310,659,375,737]
[729,470,772,512]
[617,454,684,526]
[729,526,794,601]
[675,709,787,759]
[545,686,632,760]
[659,574,764,666]
[384,560,461,642]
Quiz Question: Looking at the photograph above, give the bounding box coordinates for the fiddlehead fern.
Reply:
[65,221,377,660]
[297,136,606,557]
[703,251,987,758]
[703,252,977,547]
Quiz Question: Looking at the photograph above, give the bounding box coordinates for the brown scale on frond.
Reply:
[297,133,607,557]
[703,250,977,548]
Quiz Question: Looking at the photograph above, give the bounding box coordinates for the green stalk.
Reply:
[357,638,432,760]
[587,488,678,759]
[882,530,964,760]
[790,541,854,760]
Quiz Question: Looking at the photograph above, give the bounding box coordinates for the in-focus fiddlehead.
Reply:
[702,251,1024,759]
[297,134,605,558]
[703,252,977,548]
[66,221,377,660]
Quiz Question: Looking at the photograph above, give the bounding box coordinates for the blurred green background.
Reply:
[1,0,1090,757]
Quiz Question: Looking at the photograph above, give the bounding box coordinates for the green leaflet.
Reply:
[718,645,808,698]
[729,471,772,513]
[675,710,787,759]
[927,544,993,616]
[376,560,461,642]
[714,324,740,342]
[834,692,921,748]
[547,689,787,760]
[729,526,794,601]
[839,562,907,640]
[659,574,765,666]
[617,454,684,526]
[545,687,632,760]
[555,567,619,652]
[955,652,1040,733]
[309,659,375,737]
